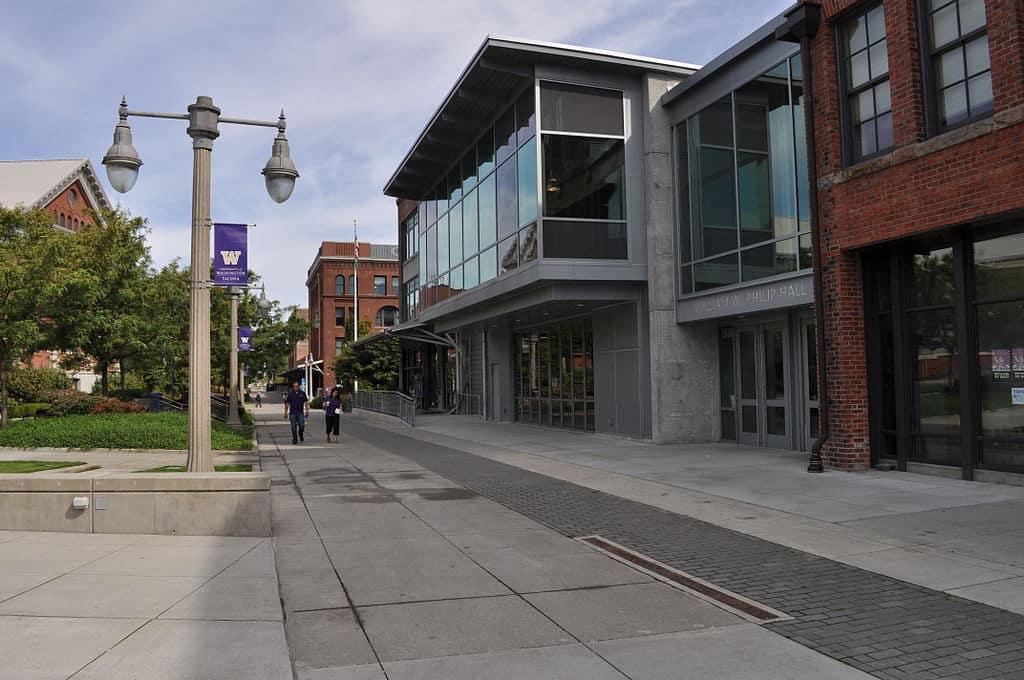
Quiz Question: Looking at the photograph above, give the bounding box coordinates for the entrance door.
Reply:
[734,323,790,448]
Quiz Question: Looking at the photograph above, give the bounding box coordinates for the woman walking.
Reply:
[324,387,342,443]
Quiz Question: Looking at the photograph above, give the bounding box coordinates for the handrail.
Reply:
[352,390,415,426]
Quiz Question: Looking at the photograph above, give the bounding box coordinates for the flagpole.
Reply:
[353,219,359,395]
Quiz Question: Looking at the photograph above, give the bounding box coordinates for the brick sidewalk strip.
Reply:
[341,419,1024,680]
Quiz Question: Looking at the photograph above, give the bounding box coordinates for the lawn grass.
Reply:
[0,412,252,451]
[0,460,84,473]
[135,464,254,473]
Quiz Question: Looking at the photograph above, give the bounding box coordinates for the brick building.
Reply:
[0,159,112,392]
[306,242,400,391]
[806,0,1024,480]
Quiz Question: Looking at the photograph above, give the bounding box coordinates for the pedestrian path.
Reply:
[258,411,871,679]
[330,414,1024,680]
[0,531,287,680]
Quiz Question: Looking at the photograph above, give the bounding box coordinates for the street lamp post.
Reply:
[227,286,241,426]
[102,96,298,472]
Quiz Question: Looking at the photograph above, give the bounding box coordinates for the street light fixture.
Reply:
[102,95,298,472]
[256,285,273,316]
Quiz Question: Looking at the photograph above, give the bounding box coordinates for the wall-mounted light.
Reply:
[545,177,560,193]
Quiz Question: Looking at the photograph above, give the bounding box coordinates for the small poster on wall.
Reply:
[993,349,1011,380]
[1012,387,1024,406]
[1014,349,1024,379]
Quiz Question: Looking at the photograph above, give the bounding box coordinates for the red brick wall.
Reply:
[307,243,400,389]
[813,0,1024,469]
[44,181,96,232]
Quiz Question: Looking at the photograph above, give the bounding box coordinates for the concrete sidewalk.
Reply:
[259,409,874,680]
[376,413,1024,616]
[0,531,288,680]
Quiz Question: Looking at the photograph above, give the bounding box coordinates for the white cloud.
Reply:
[1,0,793,307]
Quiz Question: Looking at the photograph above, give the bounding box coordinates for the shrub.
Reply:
[47,391,105,416]
[7,368,72,402]
[9,403,51,418]
[91,398,146,414]
[0,412,253,450]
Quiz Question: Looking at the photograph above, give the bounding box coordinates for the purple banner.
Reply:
[238,326,252,352]
[213,223,248,286]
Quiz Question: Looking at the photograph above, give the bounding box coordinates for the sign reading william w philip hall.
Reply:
[213,223,248,286]
[238,326,252,352]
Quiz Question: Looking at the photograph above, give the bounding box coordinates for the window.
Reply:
[404,211,418,258]
[540,82,627,260]
[373,276,387,296]
[335,275,345,295]
[335,306,345,327]
[676,55,810,295]
[842,4,893,162]
[391,276,399,294]
[375,306,399,327]
[349,275,356,295]
[335,338,343,355]
[923,0,992,131]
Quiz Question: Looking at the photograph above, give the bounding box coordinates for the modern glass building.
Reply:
[383,37,698,438]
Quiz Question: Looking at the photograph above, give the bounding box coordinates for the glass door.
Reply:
[732,322,790,448]
[762,324,789,448]
[738,328,760,445]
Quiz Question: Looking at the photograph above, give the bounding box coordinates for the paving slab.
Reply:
[286,608,378,672]
[0,541,124,575]
[273,540,351,612]
[0,615,145,680]
[75,543,250,577]
[219,540,277,577]
[322,535,510,605]
[298,665,386,680]
[524,582,742,641]
[304,498,438,541]
[407,498,553,535]
[382,643,626,680]
[949,576,1024,615]
[593,625,875,679]
[72,619,291,680]
[358,595,574,662]
[837,546,1017,591]
[0,573,207,618]
[0,571,55,601]
[160,574,282,621]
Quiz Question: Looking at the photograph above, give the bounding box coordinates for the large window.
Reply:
[923,0,992,131]
[865,223,1024,476]
[404,86,538,315]
[841,4,893,162]
[404,211,418,259]
[373,276,386,296]
[375,306,399,327]
[334,275,345,296]
[335,306,345,327]
[541,82,626,260]
[676,54,811,295]
[514,318,594,431]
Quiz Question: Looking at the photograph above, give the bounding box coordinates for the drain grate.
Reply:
[578,535,791,624]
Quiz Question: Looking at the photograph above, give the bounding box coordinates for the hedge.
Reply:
[8,403,51,419]
[0,412,252,451]
[6,368,72,402]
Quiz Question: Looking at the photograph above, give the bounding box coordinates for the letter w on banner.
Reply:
[213,223,248,286]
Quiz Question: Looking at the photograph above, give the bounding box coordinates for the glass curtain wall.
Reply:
[514,318,595,431]
[540,82,627,259]
[410,87,539,316]
[675,53,812,295]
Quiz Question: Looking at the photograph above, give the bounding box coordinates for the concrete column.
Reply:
[187,143,214,471]
[228,291,240,426]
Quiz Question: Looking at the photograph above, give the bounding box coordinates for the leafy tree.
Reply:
[57,209,151,395]
[332,316,399,393]
[0,207,85,426]
[134,261,190,397]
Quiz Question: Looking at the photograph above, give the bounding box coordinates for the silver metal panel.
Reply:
[677,272,814,323]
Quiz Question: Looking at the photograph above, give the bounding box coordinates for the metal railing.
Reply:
[210,395,229,423]
[451,393,482,416]
[352,390,416,426]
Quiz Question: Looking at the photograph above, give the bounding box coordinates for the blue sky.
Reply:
[1,0,791,307]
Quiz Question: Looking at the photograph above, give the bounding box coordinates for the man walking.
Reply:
[284,381,309,444]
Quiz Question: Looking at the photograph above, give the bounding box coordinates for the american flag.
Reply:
[353,221,359,268]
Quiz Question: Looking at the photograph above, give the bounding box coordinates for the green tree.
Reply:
[134,261,191,396]
[58,209,151,395]
[246,307,310,386]
[332,316,399,393]
[0,207,84,426]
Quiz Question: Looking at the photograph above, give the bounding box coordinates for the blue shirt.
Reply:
[284,390,308,413]
[324,397,341,416]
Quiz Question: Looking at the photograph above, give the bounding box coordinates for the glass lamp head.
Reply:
[102,98,142,193]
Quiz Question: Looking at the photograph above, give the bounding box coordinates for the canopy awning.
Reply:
[351,321,457,349]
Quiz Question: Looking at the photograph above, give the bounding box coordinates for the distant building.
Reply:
[287,307,310,373]
[306,242,400,392]
[0,159,113,392]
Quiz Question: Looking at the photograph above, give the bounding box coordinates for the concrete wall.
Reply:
[0,473,271,536]
[644,73,719,444]
[485,330,512,422]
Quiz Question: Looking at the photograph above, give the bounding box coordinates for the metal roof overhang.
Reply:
[351,321,457,349]
[384,36,699,200]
